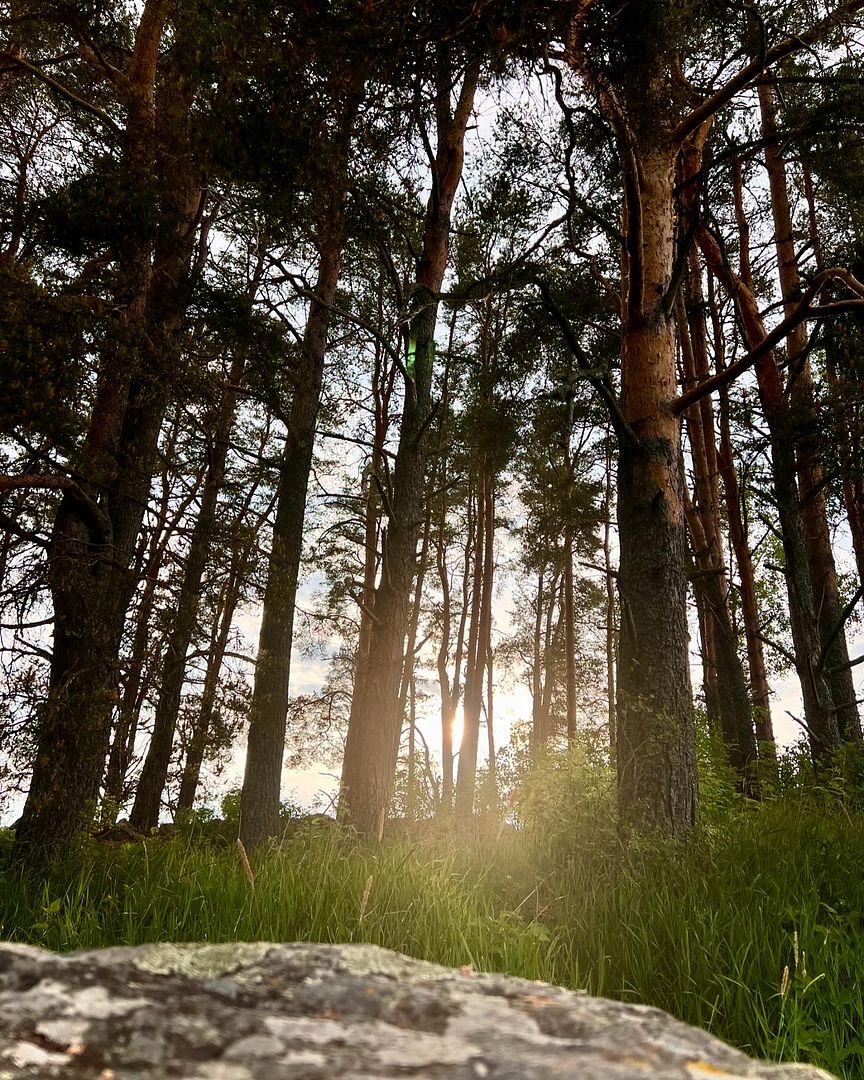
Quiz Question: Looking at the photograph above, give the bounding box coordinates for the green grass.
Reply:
[1,801,862,1078]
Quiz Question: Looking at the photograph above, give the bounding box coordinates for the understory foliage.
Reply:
[2,751,864,1078]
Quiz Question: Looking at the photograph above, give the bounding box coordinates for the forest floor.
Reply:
[1,798,862,1079]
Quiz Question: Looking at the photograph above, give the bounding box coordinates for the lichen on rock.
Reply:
[0,942,839,1078]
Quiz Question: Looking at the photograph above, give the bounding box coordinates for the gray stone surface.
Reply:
[0,942,837,1079]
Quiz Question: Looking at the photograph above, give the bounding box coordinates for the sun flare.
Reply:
[450,705,464,753]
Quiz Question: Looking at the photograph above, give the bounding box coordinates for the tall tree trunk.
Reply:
[715,380,775,746]
[455,473,494,816]
[603,439,617,757]
[802,165,864,589]
[535,570,561,748]
[563,523,578,744]
[757,78,861,742]
[531,565,546,747]
[238,125,355,848]
[615,146,697,832]
[354,290,397,675]
[396,513,431,823]
[175,466,270,812]
[699,223,841,766]
[436,505,455,808]
[103,413,183,818]
[340,54,479,838]
[406,671,417,823]
[131,350,247,831]
[454,479,484,816]
[13,8,201,866]
[176,535,252,811]
[102,432,206,814]
[484,638,495,807]
[824,335,864,589]
[720,175,775,747]
[678,277,759,789]
[437,479,472,811]
[685,487,759,790]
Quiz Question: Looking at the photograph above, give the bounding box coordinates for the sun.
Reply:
[450,704,464,752]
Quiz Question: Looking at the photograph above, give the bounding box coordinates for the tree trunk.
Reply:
[757,78,861,742]
[238,173,351,849]
[678,278,759,789]
[406,671,417,823]
[396,512,432,823]
[531,565,546,747]
[615,147,697,833]
[563,523,578,743]
[455,473,494,817]
[340,54,479,838]
[535,570,560,748]
[175,469,269,812]
[825,334,864,589]
[176,540,250,811]
[603,439,617,757]
[802,165,864,590]
[103,415,185,817]
[355,291,397,675]
[721,174,775,748]
[715,380,775,746]
[685,487,759,790]
[130,351,247,832]
[437,478,471,811]
[13,8,201,865]
[698,224,841,766]
[484,639,495,806]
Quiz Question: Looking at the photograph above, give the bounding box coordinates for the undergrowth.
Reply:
[1,756,862,1077]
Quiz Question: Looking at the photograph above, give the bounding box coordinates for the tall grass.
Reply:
[1,798,862,1078]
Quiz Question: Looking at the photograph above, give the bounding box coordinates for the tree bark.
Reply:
[102,413,193,816]
[396,511,431,823]
[603,449,617,758]
[678,275,759,789]
[825,334,864,589]
[757,78,860,742]
[684,487,759,790]
[698,224,841,766]
[531,565,546,747]
[721,172,775,748]
[615,146,697,833]
[801,164,864,591]
[354,285,397,677]
[534,570,561,748]
[437,476,472,811]
[340,53,479,838]
[176,531,252,811]
[484,638,495,806]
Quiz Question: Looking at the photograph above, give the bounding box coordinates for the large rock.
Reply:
[0,942,836,1079]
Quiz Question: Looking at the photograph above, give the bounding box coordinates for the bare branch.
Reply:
[818,585,864,673]
[673,231,864,414]
[532,278,641,450]
[0,475,109,542]
[674,0,864,145]
[0,50,121,134]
